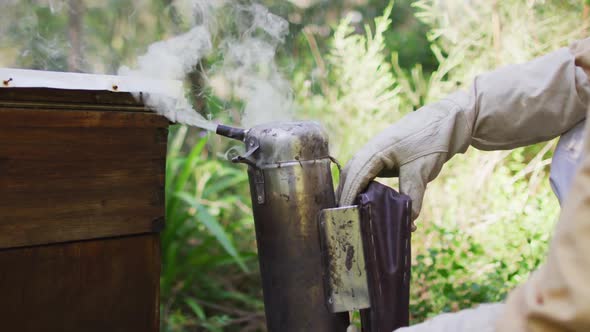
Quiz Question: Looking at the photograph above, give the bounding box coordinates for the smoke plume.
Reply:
[118,0,294,130]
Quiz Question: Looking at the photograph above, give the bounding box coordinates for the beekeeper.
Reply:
[338,37,590,331]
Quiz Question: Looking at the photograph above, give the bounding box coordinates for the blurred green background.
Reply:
[0,0,587,331]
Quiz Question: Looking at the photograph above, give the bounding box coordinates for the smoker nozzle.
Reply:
[216,124,247,141]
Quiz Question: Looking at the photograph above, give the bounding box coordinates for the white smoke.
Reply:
[118,26,212,80]
[118,24,215,131]
[219,4,293,127]
[118,0,293,130]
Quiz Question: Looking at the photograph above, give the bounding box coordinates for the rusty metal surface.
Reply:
[243,121,349,332]
[318,206,370,313]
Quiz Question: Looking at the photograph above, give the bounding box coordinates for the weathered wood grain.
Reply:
[0,234,161,332]
[0,88,166,332]
[0,108,169,128]
[0,96,168,248]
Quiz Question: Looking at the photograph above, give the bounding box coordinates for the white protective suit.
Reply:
[338,37,590,331]
[550,120,586,204]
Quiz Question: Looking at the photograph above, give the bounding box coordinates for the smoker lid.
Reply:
[247,121,331,165]
[0,68,183,98]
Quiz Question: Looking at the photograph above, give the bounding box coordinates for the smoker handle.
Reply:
[358,182,412,332]
[329,156,343,174]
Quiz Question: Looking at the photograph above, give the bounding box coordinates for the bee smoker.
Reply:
[217,121,412,332]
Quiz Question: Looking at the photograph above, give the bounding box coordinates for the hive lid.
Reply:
[0,68,182,97]
[0,68,184,110]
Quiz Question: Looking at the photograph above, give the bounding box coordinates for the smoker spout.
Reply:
[216,124,247,141]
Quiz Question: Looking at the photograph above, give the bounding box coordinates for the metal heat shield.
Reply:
[318,206,370,313]
[319,182,412,331]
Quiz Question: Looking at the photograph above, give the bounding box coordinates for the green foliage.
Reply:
[295,2,404,162]
[406,144,558,320]
[413,0,584,86]
[411,189,556,320]
[6,1,69,71]
[0,0,195,72]
[161,126,264,331]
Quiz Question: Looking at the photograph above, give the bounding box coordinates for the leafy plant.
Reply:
[295,2,405,163]
[161,126,264,332]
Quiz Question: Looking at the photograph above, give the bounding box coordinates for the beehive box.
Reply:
[0,69,176,332]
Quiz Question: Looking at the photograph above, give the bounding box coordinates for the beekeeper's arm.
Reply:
[337,39,590,225]
[394,108,590,332]
[367,40,590,332]
[493,44,590,332]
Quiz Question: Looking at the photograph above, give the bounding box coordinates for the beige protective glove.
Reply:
[394,303,504,332]
[337,45,590,222]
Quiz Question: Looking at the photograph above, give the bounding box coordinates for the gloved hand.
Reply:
[394,303,504,332]
[337,45,590,222]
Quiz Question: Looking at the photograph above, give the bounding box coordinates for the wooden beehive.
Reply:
[0,69,174,332]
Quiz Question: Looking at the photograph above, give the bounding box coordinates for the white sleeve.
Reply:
[550,120,586,204]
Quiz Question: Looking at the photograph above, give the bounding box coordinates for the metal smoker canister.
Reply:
[235,121,349,331]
